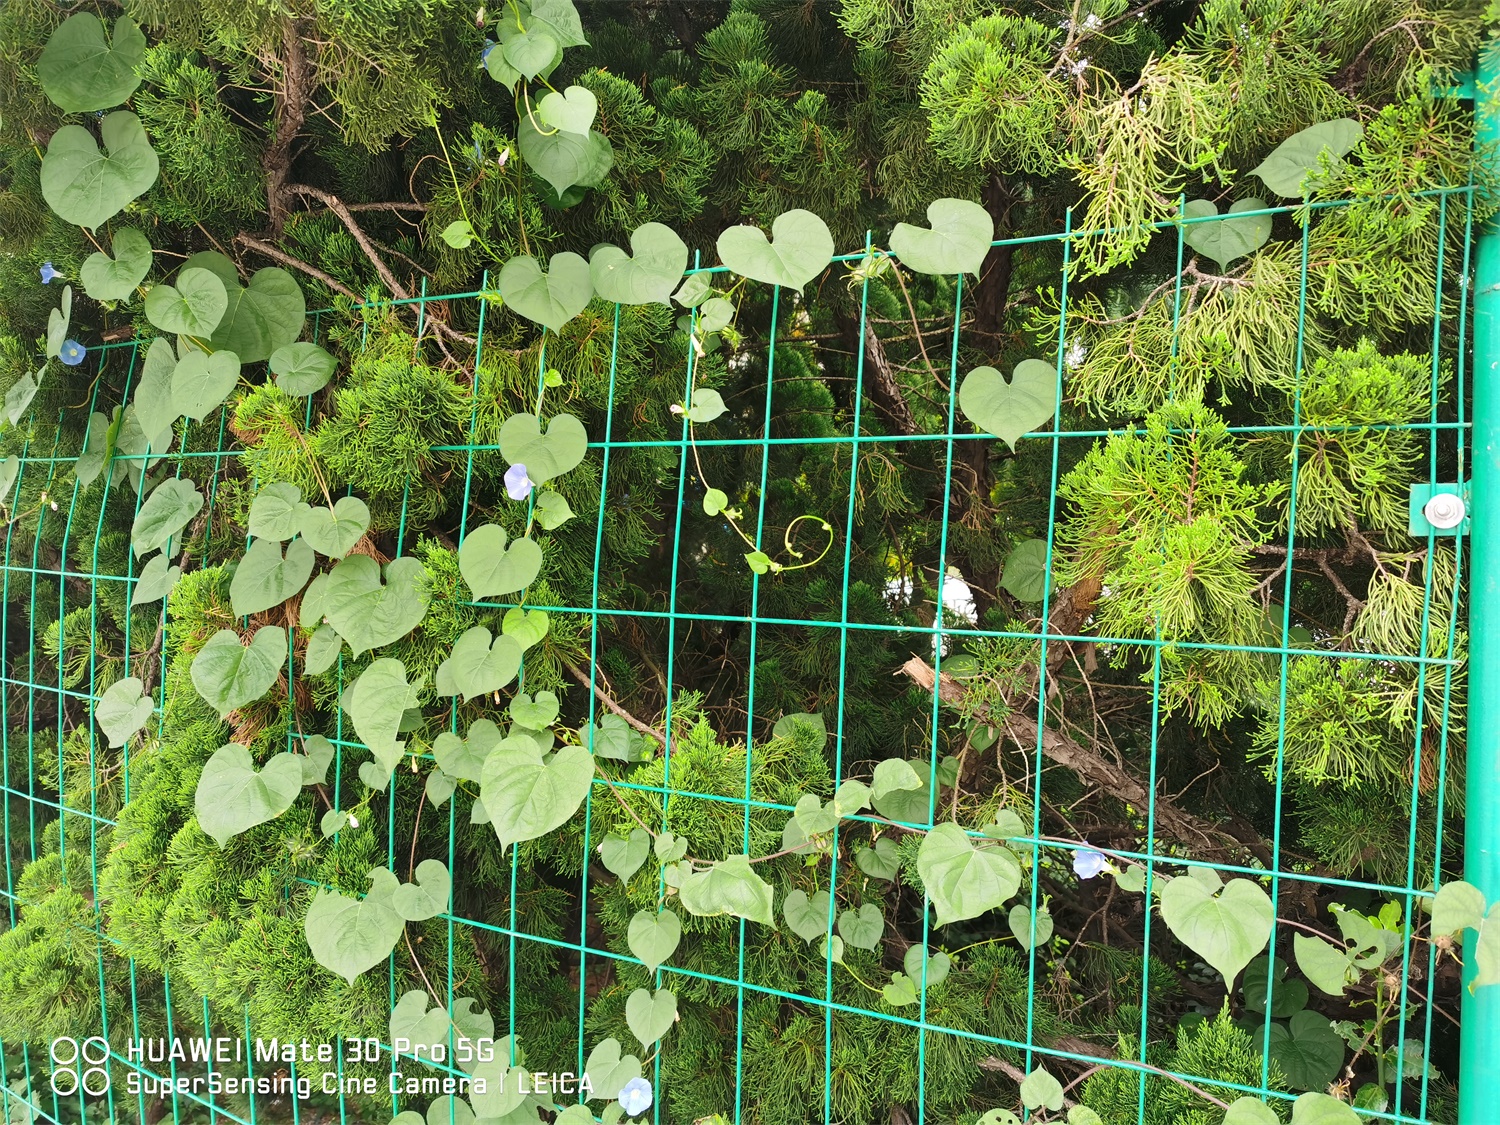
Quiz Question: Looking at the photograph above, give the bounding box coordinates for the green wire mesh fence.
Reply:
[0,182,1481,1125]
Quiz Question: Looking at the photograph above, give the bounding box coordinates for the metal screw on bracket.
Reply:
[1424,492,1467,529]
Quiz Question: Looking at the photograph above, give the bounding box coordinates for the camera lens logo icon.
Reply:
[49,1037,111,1096]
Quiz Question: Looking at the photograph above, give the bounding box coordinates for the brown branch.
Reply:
[135,618,167,697]
[564,659,666,743]
[261,22,311,236]
[284,184,476,355]
[285,183,412,299]
[343,201,428,213]
[835,307,918,436]
[234,233,360,301]
[236,234,466,370]
[900,656,1272,864]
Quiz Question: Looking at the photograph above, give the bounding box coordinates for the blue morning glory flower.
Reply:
[39,262,59,284]
[58,340,87,367]
[1073,847,1106,880]
[618,1077,652,1117]
[480,39,497,68]
[505,463,534,501]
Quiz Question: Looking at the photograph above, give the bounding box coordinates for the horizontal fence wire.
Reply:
[0,185,1479,1125]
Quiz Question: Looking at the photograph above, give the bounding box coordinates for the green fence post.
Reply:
[1462,39,1500,1125]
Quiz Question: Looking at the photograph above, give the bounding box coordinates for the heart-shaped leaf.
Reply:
[599,827,650,880]
[390,990,449,1058]
[918,823,1022,926]
[582,1039,641,1106]
[320,809,350,837]
[74,410,112,488]
[46,285,71,360]
[358,761,389,791]
[502,25,559,79]
[435,626,523,702]
[677,855,775,925]
[1160,874,1274,987]
[231,537,315,617]
[270,342,337,396]
[113,403,172,492]
[5,372,39,426]
[716,209,834,290]
[1252,120,1363,197]
[538,84,598,135]
[589,223,688,306]
[499,253,593,332]
[392,859,451,921]
[1020,1067,1064,1113]
[248,482,308,542]
[591,713,651,762]
[131,477,202,558]
[1243,956,1309,1017]
[190,626,285,717]
[425,769,456,806]
[837,903,884,950]
[958,360,1057,451]
[855,837,900,881]
[696,297,734,334]
[673,272,712,308]
[889,198,994,276]
[1008,903,1055,950]
[510,690,560,730]
[783,889,831,943]
[440,219,475,248]
[1001,539,1051,603]
[532,0,589,46]
[1181,198,1272,271]
[131,553,181,606]
[303,622,342,675]
[38,13,146,113]
[658,834,686,864]
[1293,933,1356,996]
[299,496,370,558]
[299,734,334,785]
[628,909,682,973]
[346,658,422,777]
[872,759,922,800]
[1268,1010,1345,1092]
[686,388,726,424]
[499,412,588,485]
[480,736,595,851]
[304,866,406,984]
[625,987,676,1048]
[209,267,306,364]
[95,676,153,748]
[791,793,837,837]
[81,227,152,301]
[458,523,544,599]
[433,719,503,783]
[1431,880,1487,937]
[535,490,574,530]
[194,742,302,847]
[517,116,613,197]
[882,972,918,1007]
[145,268,228,336]
[903,944,951,987]
[41,111,159,231]
[171,348,242,420]
[131,337,179,441]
